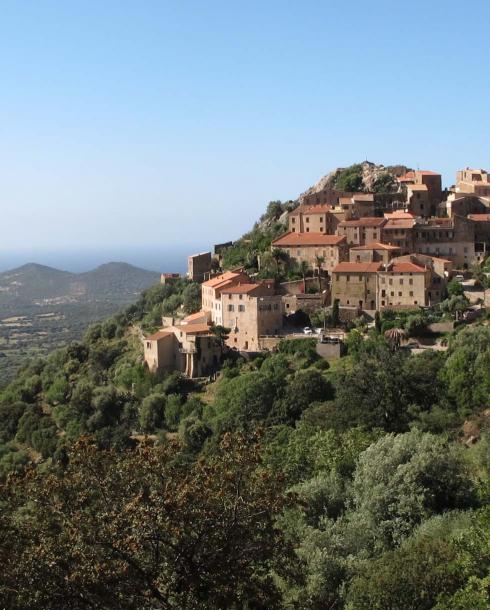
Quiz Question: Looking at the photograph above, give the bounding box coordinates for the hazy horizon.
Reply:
[0,244,208,274]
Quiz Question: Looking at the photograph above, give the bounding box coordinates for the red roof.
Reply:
[384,210,416,219]
[408,184,428,191]
[174,323,212,335]
[202,271,245,288]
[183,310,209,323]
[272,232,346,247]
[221,283,267,295]
[338,217,386,228]
[350,242,401,251]
[468,214,490,221]
[303,204,333,214]
[333,262,382,273]
[387,262,426,273]
[384,218,416,229]
[146,330,173,341]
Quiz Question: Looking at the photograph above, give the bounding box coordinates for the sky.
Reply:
[0,0,489,264]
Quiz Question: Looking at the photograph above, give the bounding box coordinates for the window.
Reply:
[227,304,234,312]
[291,217,296,223]
[409,291,413,297]
[238,304,245,312]
[390,291,394,296]
[146,342,151,348]
[398,291,402,297]
[306,217,310,223]
[409,278,413,285]
[346,276,350,282]
[399,279,404,285]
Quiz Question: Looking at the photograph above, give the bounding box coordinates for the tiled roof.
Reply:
[387,262,426,273]
[468,214,490,221]
[146,330,173,341]
[183,311,209,323]
[303,204,333,214]
[384,218,416,229]
[384,210,416,219]
[174,323,212,335]
[202,271,243,288]
[339,217,386,227]
[221,283,265,295]
[333,262,382,273]
[350,242,401,251]
[272,232,346,246]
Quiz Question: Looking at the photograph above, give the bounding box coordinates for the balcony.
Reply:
[179,346,197,354]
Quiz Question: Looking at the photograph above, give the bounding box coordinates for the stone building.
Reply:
[337,217,387,246]
[407,184,431,217]
[143,324,222,378]
[468,214,490,261]
[381,215,416,254]
[378,261,432,308]
[187,252,212,283]
[221,283,283,351]
[349,242,400,264]
[201,269,249,325]
[288,204,345,234]
[414,216,475,268]
[331,262,382,310]
[456,168,490,197]
[397,170,442,206]
[272,232,348,273]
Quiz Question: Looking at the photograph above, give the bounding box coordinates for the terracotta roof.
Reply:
[173,323,212,335]
[146,330,173,341]
[272,232,346,247]
[350,242,401,251]
[468,214,490,221]
[408,184,428,191]
[202,271,244,288]
[183,311,209,323]
[384,210,416,219]
[386,262,426,273]
[339,197,353,205]
[221,283,265,295]
[333,262,382,273]
[384,218,416,229]
[303,204,333,214]
[339,217,386,227]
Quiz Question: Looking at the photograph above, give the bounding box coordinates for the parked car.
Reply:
[455,274,464,282]
[303,327,313,335]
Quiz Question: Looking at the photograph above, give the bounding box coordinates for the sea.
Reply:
[0,245,210,274]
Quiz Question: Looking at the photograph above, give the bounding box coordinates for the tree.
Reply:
[374,310,382,333]
[182,283,201,314]
[0,434,289,610]
[139,393,166,432]
[298,260,309,293]
[331,298,340,326]
[447,278,464,297]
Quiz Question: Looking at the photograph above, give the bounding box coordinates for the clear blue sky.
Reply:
[1,0,489,253]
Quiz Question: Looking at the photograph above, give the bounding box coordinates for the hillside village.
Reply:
[143,163,490,377]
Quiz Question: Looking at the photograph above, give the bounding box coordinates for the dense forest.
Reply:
[0,224,489,608]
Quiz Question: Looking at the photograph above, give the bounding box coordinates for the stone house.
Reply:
[143,323,223,378]
[456,168,490,197]
[331,262,382,310]
[201,269,249,325]
[187,252,212,283]
[414,216,475,268]
[288,204,345,234]
[272,232,348,274]
[378,261,432,308]
[220,283,283,351]
[349,242,401,264]
[381,216,416,254]
[468,214,490,261]
[337,217,387,246]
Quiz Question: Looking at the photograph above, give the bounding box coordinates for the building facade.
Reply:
[272,232,348,274]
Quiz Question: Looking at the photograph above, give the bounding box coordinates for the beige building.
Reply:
[391,254,451,304]
[272,232,348,274]
[288,204,345,234]
[331,262,382,310]
[349,242,400,264]
[407,184,431,217]
[414,216,475,268]
[221,283,282,351]
[338,193,375,218]
[382,215,416,253]
[337,217,387,246]
[456,168,490,197]
[143,323,222,378]
[201,270,249,325]
[397,170,442,206]
[378,261,431,308]
[187,252,212,283]
[468,213,490,261]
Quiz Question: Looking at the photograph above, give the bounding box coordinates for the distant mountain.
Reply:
[0,262,160,306]
[0,262,161,386]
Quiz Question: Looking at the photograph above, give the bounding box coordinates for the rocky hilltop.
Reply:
[298,160,412,203]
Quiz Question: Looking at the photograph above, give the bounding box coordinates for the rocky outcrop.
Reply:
[298,161,411,203]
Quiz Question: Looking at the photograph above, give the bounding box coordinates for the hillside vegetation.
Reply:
[0,264,489,607]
